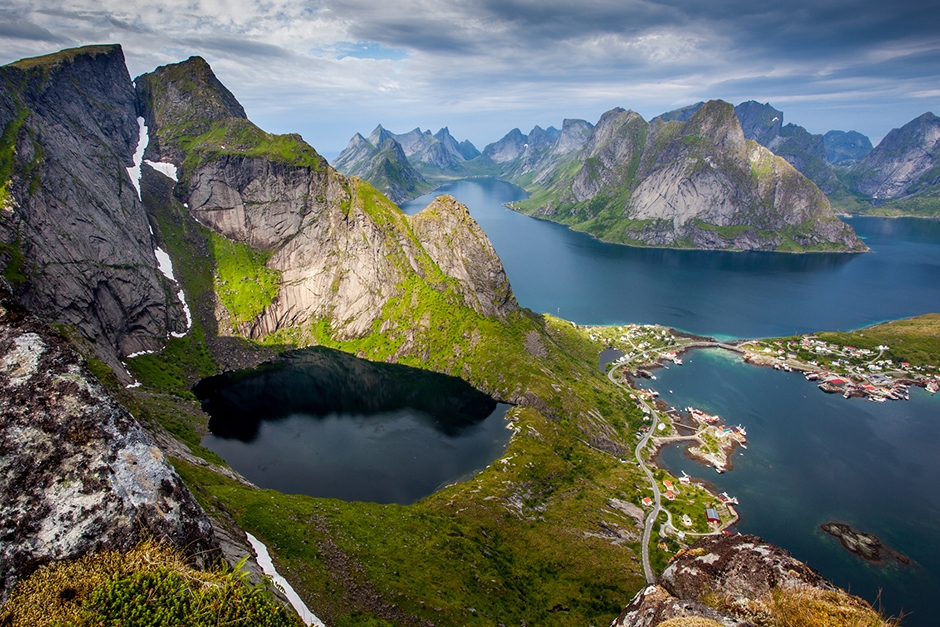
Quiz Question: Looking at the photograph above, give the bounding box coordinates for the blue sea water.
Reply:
[401,179,940,338]
[403,179,940,625]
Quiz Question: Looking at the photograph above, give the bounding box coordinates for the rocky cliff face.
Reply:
[734,101,839,193]
[513,101,865,252]
[410,195,516,319]
[847,112,940,199]
[0,45,185,377]
[824,130,873,166]
[333,133,433,203]
[0,280,216,602]
[612,534,886,627]
[136,56,517,344]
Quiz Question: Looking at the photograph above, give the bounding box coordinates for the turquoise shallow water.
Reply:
[645,349,939,626]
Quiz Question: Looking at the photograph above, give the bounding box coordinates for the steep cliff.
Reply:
[0,279,216,602]
[512,101,866,252]
[846,112,940,199]
[0,45,185,377]
[612,534,890,627]
[135,56,517,346]
[333,133,433,203]
[734,101,839,193]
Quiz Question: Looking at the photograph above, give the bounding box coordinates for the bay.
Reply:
[403,179,940,625]
[401,179,940,339]
[649,349,939,626]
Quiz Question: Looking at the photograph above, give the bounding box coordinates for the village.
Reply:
[589,321,939,564]
[739,336,940,401]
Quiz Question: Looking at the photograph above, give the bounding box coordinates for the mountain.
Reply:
[0,45,187,377]
[654,102,704,123]
[0,44,892,627]
[366,124,481,174]
[332,133,433,203]
[510,101,866,252]
[734,101,839,193]
[136,57,516,345]
[845,112,940,200]
[824,130,873,165]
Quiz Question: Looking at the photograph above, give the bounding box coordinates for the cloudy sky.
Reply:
[1,0,938,155]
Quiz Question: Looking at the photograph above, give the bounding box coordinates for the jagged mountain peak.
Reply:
[511,98,865,253]
[823,130,873,165]
[734,100,784,145]
[685,99,747,157]
[135,56,247,164]
[654,102,705,123]
[847,111,940,199]
[734,100,837,193]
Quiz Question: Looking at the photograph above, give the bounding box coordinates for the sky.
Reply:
[1,0,938,156]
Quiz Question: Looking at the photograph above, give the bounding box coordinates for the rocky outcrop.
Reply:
[333,134,433,204]
[483,128,527,164]
[410,195,517,319]
[513,101,866,252]
[0,45,185,378]
[846,112,940,199]
[0,280,217,602]
[734,101,839,193]
[612,534,882,627]
[824,130,873,166]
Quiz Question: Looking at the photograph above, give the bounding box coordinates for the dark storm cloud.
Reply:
[0,12,69,43]
[177,35,293,60]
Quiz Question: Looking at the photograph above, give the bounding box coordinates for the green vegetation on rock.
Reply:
[209,230,280,328]
[179,118,327,176]
[0,540,299,627]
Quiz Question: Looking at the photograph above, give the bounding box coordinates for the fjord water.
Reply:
[403,179,940,624]
[197,347,511,504]
[648,349,940,626]
[401,179,940,338]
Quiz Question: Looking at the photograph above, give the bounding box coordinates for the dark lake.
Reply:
[403,179,940,626]
[197,347,511,504]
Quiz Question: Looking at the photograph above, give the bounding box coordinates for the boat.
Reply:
[805,372,819,381]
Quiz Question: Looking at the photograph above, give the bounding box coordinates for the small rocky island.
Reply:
[821,522,912,566]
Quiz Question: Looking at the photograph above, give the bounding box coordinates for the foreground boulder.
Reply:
[612,534,888,627]
[0,281,217,602]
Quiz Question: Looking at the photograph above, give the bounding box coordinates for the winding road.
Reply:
[608,364,661,583]
[606,346,739,583]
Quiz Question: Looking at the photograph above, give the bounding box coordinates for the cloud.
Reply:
[0,12,69,43]
[0,0,937,151]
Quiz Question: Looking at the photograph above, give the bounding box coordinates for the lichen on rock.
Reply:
[0,281,217,603]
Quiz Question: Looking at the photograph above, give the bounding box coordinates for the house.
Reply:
[663,480,674,491]
[665,490,676,501]
[706,508,721,524]
[642,497,653,507]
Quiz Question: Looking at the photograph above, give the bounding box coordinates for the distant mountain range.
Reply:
[336,102,939,231]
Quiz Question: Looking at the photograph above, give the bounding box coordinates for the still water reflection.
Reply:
[197,347,511,504]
